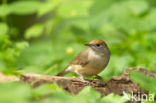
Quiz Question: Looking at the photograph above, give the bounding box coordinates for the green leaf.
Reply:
[58,0,92,18]
[0,58,6,69]
[101,93,128,103]
[32,84,54,97]
[130,70,156,93]
[0,5,12,16]
[76,86,101,103]
[89,0,149,31]
[16,39,53,73]
[25,24,44,39]
[0,23,8,36]
[0,82,31,103]
[37,0,62,17]
[144,9,156,30]
[128,1,149,16]
[10,1,42,15]
[16,41,29,50]
[89,0,117,16]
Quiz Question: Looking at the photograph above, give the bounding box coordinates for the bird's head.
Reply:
[85,39,109,55]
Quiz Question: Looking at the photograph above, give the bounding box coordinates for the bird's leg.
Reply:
[76,71,88,83]
[95,75,104,81]
[95,75,107,85]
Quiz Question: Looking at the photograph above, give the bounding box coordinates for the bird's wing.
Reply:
[70,48,89,66]
[56,49,89,76]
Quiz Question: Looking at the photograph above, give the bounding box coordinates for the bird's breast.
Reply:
[87,50,108,69]
[78,51,110,76]
[87,54,106,70]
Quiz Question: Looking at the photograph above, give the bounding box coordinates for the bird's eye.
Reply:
[96,44,101,47]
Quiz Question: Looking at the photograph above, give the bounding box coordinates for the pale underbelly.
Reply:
[77,65,105,76]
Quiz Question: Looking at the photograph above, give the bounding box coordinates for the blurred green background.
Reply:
[0,0,156,103]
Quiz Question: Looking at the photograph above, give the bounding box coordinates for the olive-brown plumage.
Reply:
[56,39,110,81]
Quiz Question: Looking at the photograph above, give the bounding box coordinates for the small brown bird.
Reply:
[56,39,111,81]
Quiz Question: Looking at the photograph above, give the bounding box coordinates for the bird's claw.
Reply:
[95,75,104,81]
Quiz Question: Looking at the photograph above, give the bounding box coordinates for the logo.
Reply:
[122,91,155,102]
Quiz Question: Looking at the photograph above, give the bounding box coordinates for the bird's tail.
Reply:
[56,68,68,76]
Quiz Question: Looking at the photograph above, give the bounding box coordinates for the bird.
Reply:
[56,39,111,82]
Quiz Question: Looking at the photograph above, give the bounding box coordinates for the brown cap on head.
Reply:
[89,39,108,47]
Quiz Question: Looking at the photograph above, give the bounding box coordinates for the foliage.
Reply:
[0,82,128,103]
[0,0,156,102]
[130,70,156,93]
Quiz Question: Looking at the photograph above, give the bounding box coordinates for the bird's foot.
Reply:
[79,76,90,83]
[76,71,90,83]
[95,75,104,81]
[95,75,107,86]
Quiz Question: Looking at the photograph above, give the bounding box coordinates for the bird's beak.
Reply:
[85,43,94,47]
